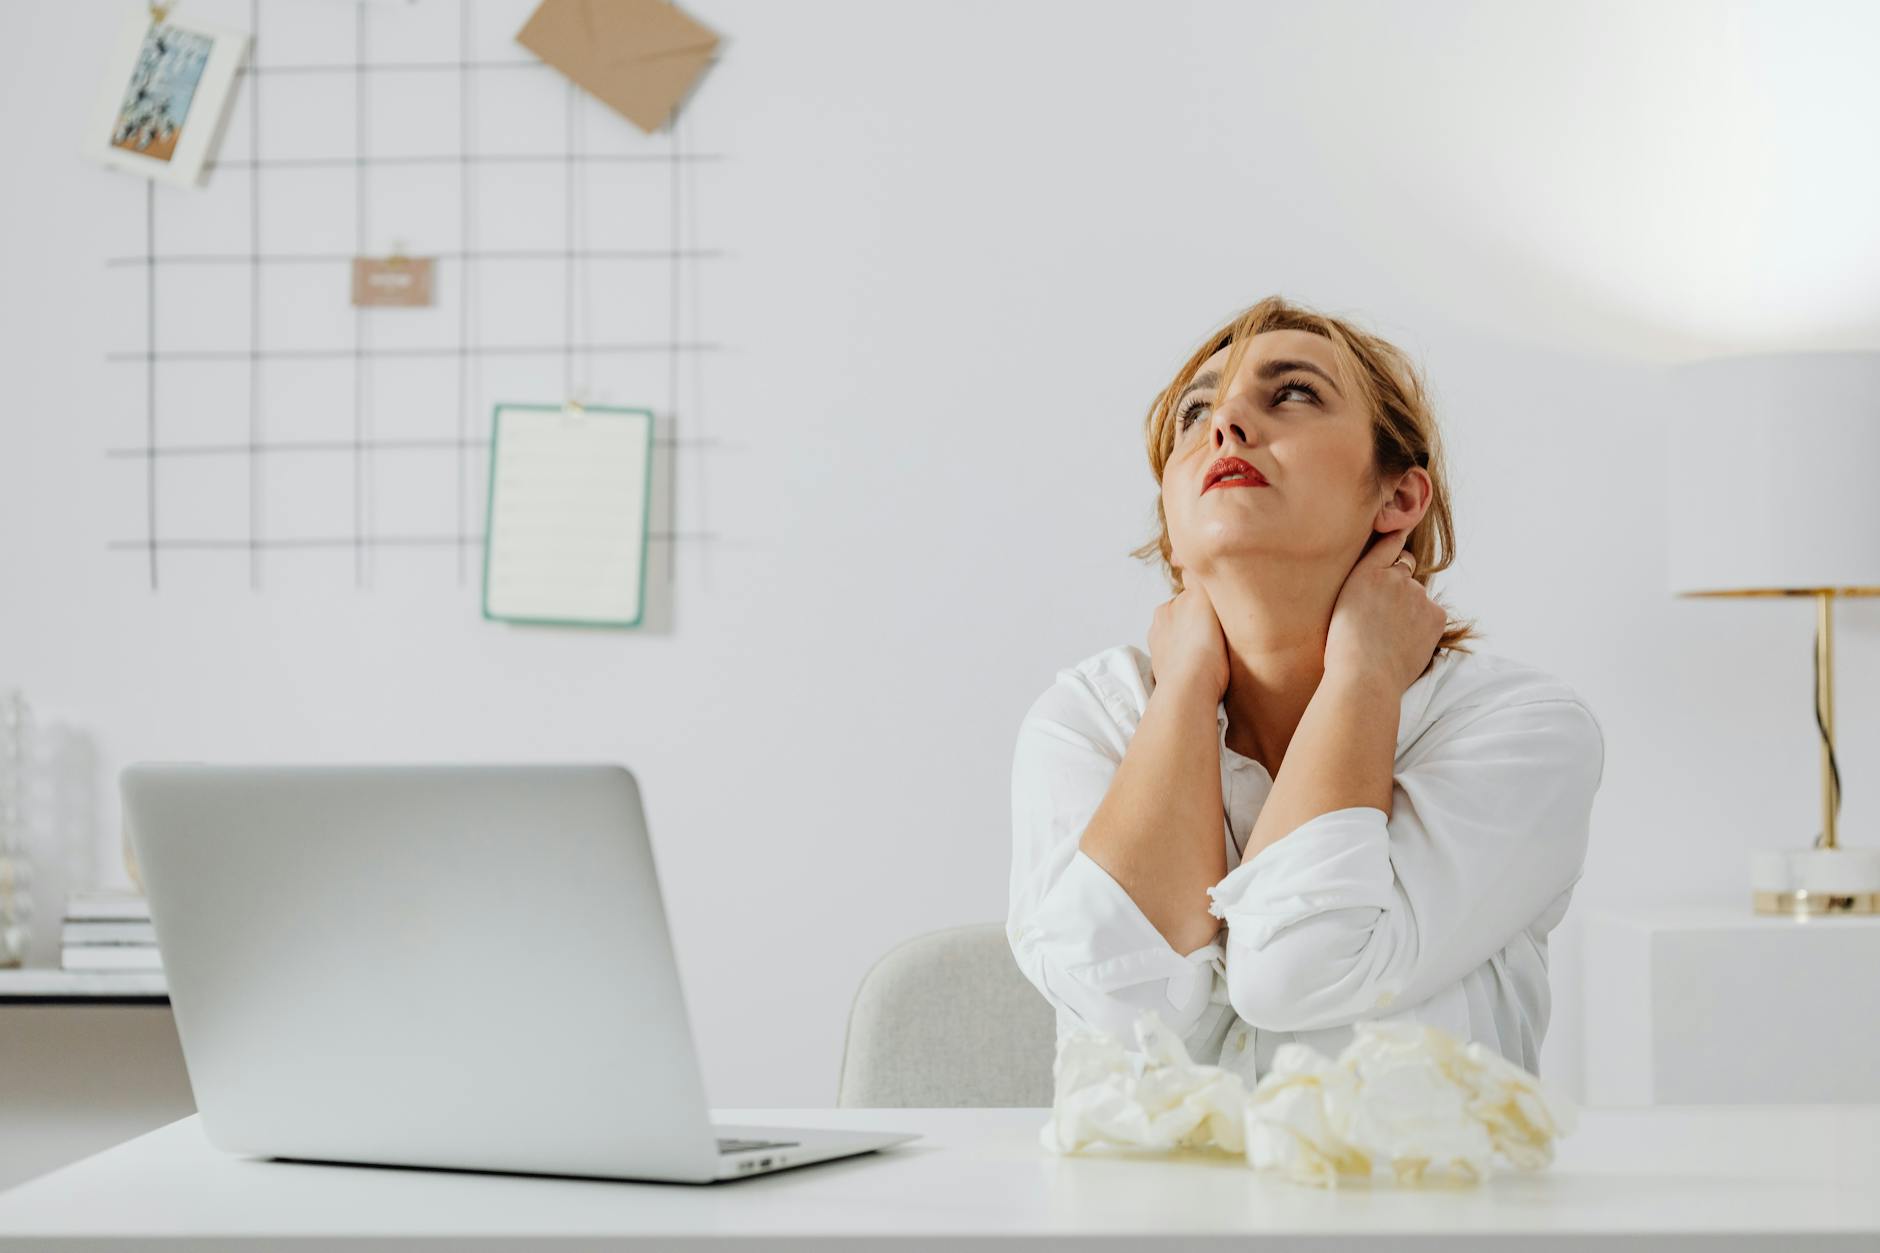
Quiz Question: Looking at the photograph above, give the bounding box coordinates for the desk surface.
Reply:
[1,1105,1876,1249]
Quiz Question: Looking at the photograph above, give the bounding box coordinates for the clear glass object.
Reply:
[0,689,33,966]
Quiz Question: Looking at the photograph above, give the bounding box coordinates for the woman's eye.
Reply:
[1179,379,1321,433]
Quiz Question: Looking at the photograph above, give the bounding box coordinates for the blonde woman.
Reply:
[1007,296,1605,1082]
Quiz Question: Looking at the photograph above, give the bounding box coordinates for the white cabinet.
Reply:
[0,974,191,1191]
[1583,905,1880,1105]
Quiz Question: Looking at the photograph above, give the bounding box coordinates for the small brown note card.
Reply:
[351,256,436,308]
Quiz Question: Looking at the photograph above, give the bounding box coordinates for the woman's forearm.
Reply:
[1241,670,1398,863]
[1076,672,1227,955]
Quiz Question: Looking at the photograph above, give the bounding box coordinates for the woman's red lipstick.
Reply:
[1203,456,1269,493]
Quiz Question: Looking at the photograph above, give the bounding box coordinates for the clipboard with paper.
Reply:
[481,403,655,629]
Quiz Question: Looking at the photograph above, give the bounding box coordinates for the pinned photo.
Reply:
[110,22,212,163]
[83,9,249,187]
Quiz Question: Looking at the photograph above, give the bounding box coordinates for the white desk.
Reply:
[0,1105,1876,1249]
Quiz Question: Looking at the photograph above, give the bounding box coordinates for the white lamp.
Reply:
[1667,351,1880,916]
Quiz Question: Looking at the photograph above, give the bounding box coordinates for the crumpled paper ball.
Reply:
[1039,1010,1576,1189]
[1245,1020,1579,1187]
[1038,1011,1248,1155]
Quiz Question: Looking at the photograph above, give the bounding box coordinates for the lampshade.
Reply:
[1666,351,1880,598]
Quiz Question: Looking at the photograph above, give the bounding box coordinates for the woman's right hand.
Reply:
[1148,578,1230,701]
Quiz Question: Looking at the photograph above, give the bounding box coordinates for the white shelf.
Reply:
[0,969,169,1000]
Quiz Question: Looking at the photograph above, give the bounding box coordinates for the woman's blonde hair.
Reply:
[1129,294,1482,655]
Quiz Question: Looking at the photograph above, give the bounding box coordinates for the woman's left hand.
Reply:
[1324,526,1448,694]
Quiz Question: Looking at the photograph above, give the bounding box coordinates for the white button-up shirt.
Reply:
[1007,642,1604,1086]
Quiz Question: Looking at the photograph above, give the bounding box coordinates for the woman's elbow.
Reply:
[1016,943,1216,1042]
[1224,927,1394,1033]
[1226,959,1319,1032]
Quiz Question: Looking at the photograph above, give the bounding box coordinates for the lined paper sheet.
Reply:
[482,404,654,627]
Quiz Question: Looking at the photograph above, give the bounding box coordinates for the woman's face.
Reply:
[1161,329,1412,583]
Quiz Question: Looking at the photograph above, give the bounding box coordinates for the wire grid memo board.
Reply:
[101,0,721,618]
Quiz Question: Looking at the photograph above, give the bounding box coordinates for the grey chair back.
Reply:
[837,922,1056,1107]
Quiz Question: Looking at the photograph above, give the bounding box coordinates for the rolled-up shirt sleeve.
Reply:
[1205,695,1604,1034]
[1007,693,1224,1041]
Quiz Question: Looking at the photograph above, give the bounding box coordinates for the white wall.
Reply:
[3,0,1878,1111]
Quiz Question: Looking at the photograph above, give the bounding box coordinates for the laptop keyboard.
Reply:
[717,1136,799,1154]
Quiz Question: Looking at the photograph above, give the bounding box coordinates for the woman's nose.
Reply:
[1211,401,1253,448]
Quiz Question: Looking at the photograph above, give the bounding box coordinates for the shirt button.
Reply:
[1376,990,1395,1008]
[1235,1030,1248,1052]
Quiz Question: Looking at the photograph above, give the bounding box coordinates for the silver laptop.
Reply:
[121,762,919,1184]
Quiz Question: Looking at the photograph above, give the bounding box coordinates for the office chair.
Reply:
[836,922,1056,1107]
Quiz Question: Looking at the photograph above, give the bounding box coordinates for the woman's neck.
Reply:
[1197,561,1344,776]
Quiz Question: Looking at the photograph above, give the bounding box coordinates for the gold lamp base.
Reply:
[1753,889,1880,917]
[1741,588,1875,918]
[1751,847,1880,917]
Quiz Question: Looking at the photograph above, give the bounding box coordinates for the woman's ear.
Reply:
[1376,467,1433,532]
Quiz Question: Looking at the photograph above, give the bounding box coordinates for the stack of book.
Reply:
[60,889,161,971]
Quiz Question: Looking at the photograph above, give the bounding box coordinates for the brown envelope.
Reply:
[515,0,720,135]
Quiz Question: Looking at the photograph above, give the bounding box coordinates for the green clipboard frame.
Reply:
[480,402,655,630]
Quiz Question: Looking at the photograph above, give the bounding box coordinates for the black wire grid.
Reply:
[104,0,721,590]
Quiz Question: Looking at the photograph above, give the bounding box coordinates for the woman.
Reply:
[1007,295,1604,1083]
